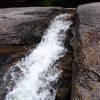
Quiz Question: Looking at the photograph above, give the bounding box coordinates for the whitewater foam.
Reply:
[5,14,72,100]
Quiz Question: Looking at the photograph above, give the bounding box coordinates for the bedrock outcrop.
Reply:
[1,3,100,100]
[72,3,100,100]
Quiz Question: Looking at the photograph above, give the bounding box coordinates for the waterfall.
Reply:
[5,14,72,100]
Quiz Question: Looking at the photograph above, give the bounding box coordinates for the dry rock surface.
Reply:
[72,3,100,100]
[0,7,70,45]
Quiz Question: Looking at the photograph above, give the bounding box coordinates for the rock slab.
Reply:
[0,7,70,46]
[72,3,100,100]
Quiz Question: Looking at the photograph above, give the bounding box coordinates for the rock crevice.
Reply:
[0,7,75,100]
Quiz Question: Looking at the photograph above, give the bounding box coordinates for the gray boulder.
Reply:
[72,3,100,100]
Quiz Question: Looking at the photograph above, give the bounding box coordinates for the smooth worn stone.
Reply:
[0,7,72,46]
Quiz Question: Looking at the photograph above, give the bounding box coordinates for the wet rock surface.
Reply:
[72,3,100,100]
[0,7,73,72]
[0,7,75,100]
[55,26,74,100]
[0,7,70,72]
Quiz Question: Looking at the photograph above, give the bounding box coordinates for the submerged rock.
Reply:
[72,3,100,100]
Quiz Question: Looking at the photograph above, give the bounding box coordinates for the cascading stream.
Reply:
[5,14,72,100]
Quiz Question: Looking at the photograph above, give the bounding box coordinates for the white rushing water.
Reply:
[5,14,72,100]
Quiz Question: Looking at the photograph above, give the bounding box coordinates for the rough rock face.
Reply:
[72,3,100,100]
